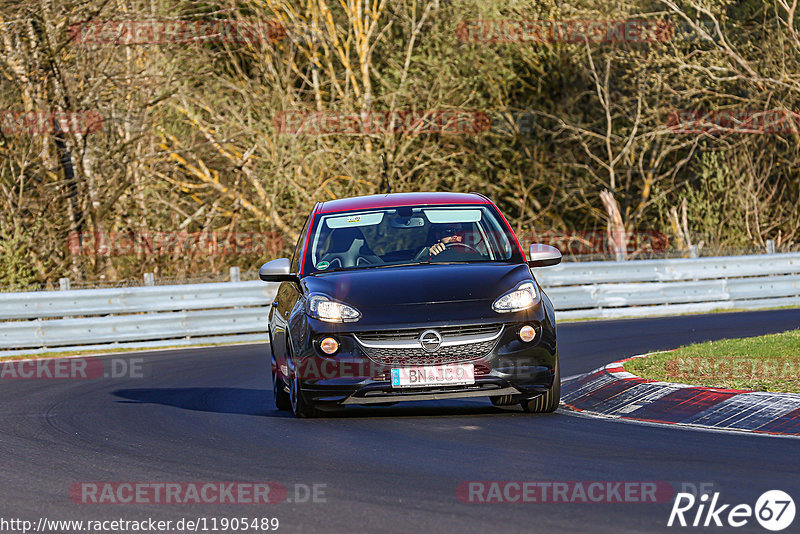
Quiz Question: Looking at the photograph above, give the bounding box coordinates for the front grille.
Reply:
[354,323,504,367]
[360,337,499,366]
[357,323,501,342]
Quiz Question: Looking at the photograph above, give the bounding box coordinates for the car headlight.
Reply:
[307,294,361,322]
[492,282,537,313]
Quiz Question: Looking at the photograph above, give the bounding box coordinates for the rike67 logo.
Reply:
[668,490,795,531]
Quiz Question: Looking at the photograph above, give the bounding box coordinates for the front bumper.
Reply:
[341,382,522,405]
[289,307,557,407]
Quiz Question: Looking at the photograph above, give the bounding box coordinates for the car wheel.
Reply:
[273,372,291,411]
[290,372,320,418]
[520,357,561,413]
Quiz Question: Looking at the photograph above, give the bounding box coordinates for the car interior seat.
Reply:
[320,227,382,268]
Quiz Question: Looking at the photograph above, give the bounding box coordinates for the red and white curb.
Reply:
[561,352,800,437]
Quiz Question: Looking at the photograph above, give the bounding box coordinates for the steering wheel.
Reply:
[413,246,430,261]
[442,242,480,254]
[414,241,481,261]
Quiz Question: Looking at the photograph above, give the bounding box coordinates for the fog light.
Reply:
[320,337,339,355]
[519,325,536,342]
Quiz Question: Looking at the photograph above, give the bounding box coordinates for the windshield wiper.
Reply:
[314,266,358,273]
[373,261,431,269]
[313,259,491,274]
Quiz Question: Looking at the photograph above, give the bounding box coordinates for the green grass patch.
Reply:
[625,330,800,393]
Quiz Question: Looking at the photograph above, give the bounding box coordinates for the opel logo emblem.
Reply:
[419,330,442,353]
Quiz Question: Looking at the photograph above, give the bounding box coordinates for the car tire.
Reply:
[490,395,516,406]
[520,357,561,413]
[290,372,321,418]
[273,373,291,411]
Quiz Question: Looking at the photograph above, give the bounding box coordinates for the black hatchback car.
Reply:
[260,192,562,417]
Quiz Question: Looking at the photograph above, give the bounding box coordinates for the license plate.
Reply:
[390,363,475,388]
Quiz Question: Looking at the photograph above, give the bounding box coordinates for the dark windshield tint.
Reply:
[303,205,521,273]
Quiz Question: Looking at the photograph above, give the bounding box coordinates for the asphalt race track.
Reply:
[1,309,799,533]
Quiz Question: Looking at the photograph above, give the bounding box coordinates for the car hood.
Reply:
[301,263,532,309]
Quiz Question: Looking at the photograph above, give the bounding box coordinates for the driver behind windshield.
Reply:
[420,222,485,261]
[429,223,466,257]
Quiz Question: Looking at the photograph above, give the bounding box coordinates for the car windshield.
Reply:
[304,205,518,273]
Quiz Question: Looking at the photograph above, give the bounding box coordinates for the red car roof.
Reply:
[317,192,490,214]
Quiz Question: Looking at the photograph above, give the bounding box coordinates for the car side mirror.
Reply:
[528,244,561,268]
[259,258,296,282]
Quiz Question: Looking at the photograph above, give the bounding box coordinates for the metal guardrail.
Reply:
[0,253,798,356]
[0,281,277,356]
[536,252,800,319]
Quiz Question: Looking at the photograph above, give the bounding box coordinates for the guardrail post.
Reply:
[59,277,70,291]
[143,273,155,286]
[230,266,241,283]
[766,239,776,254]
